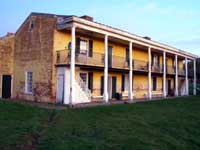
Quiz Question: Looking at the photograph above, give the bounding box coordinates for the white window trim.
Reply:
[25,71,33,94]
[80,37,89,56]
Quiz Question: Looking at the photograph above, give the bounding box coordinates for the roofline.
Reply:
[15,12,72,36]
[62,16,198,59]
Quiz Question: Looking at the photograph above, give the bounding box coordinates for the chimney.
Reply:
[143,36,151,40]
[7,32,14,36]
[80,15,93,21]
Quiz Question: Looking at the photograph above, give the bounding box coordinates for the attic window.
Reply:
[29,20,34,30]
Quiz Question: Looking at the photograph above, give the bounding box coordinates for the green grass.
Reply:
[1,97,200,150]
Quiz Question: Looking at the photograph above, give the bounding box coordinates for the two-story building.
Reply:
[12,12,198,105]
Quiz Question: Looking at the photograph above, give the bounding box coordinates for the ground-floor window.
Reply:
[25,71,33,94]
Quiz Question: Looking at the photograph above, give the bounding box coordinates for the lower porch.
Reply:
[55,66,183,105]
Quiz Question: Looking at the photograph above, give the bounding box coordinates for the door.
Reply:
[2,75,11,99]
[56,74,64,103]
[112,77,117,98]
[108,46,112,68]
[168,80,171,96]
[108,76,112,99]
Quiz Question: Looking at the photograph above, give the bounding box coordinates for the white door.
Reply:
[108,76,112,99]
[125,75,129,91]
[56,74,64,103]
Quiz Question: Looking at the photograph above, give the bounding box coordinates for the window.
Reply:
[80,39,88,54]
[25,72,33,94]
[80,72,88,83]
[153,77,157,91]
[29,20,34,31]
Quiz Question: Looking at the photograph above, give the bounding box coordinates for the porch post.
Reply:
[129,41,133,101]
[185,57,189,95]
[193,59,197,95]
[148,47,152,99]
[175,55,178,96]
[103,34,109,102]
[69,25,76,105]
[163,51,166,98]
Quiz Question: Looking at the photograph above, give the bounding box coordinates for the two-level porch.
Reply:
[54,16,197,105]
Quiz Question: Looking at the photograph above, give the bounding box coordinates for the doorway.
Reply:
[167,80,171,96]
[56,74,64,103]
[2,75,11,99]
[108,76,117,99]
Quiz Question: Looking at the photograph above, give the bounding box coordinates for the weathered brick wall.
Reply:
[13,14,57,103]
[0,34,14,75]
[0,33,14,98]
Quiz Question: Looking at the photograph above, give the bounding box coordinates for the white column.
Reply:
[175,55,178,96]
[129,41,133,101]
[69,25,76,105]
[193,59,197,95]
[163,51,166,98]
[185,57,189,95]
[103,34,109,102]
[148,47,152,99]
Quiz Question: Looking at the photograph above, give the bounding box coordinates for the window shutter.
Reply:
[121,74,125,92]
[88,72,93,92]
[151,54,154,66]
[158,56,160,67]
[89,40,93,57]
[100,76,104,95]
[76,38,80,54]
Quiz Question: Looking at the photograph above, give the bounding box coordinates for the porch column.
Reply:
[193,59,197,95]
[129,41,133,101]
[103,34,109,102]
[69,25,76,105]
[163,51,166,98]
[185,57,189,95]
[175,55,178,96]
[148,47,152,99]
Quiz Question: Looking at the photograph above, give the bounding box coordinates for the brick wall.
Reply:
[13,14,57,103]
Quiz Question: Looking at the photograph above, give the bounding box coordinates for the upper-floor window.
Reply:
[76,37,93,57]
[152,54,160,66]
[25,71,33,94]
[28,20,34,31]
[80,39,88,54]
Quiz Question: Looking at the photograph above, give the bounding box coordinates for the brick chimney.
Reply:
[80,15,93,21]
[143,36,151,40]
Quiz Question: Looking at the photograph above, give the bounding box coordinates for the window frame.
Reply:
[79,37,89,56]
[25,71,33,94]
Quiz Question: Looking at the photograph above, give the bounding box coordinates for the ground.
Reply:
[0,96,200,150]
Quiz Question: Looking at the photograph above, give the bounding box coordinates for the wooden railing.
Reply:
[56,49,104,67]
[133,60,148,71]
[166,66,175,74]
[178,68,185,76]
[151,65,163,73]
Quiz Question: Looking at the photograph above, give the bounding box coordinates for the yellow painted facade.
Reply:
[53,31,180,100]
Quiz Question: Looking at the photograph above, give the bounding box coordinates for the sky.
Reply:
[0,0,200,56]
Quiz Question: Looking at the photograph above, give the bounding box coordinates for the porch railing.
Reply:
[133,60,148,71]
[151,65,163,73]
[112,55,129,69]
[56,49,104,67]
[166,66,175,74]
[178,68,185,76]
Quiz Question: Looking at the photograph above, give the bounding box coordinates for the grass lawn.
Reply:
[0,97,200,150]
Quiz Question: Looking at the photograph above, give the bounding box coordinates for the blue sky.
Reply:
[1,0,200,56]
